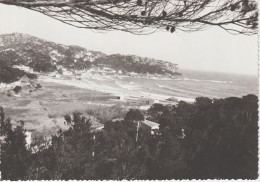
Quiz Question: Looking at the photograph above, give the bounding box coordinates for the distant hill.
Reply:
[0,33,181,78]
[0,33,106,72]
[94,54,180,76]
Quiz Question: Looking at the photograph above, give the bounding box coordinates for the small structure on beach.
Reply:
[138,97,155,105]
[119,94,125,100]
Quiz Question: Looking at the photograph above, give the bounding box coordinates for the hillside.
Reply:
[94,54,180,76]
[0,33,181,80]
[0,33,106,72]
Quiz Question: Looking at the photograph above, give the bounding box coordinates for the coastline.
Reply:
[38,73,194,103]
[1,68,257,132]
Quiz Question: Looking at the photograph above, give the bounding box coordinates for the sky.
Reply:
[0,4,258,75]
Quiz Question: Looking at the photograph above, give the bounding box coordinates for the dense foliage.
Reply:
[0,94,258,180]
[0,107,30,180]
[93,54,180,76]
[0,60,37,83]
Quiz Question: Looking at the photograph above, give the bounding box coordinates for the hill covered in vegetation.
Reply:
[0,33,181,77]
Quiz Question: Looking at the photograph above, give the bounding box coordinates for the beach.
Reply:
[0,69,257,131]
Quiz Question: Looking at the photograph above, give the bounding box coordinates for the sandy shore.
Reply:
[38,74,194,103]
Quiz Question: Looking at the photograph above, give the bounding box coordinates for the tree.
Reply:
[182,94,258,179]
[0,106,5,123]
[26,112,95,180]
[96,120,141,179]
[96,119,155,180]
[147,103,172,123]
[147,102,188,179]
[50,112,95,180]
[0,0,257,35]
[146,95,258,179]
[1,117,30,180]
[124,109,144,123]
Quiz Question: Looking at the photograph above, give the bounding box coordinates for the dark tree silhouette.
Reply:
[0,0,257,35]
[1,114,29,180]
[124,109,144,122]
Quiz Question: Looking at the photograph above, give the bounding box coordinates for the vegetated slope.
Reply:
[94,54,180,76]
[0,60,37,83]
[0,33,106,72]
[0,33,181,76]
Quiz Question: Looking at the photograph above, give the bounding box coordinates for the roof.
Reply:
[95,125,104,131]
[142,119,159,130]
[112,117,124,122]
[91,120,104,133]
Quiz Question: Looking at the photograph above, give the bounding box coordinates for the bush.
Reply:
[13,86,22,94]
[0,62,37,83]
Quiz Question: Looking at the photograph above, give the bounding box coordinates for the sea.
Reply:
[111,69,258,102]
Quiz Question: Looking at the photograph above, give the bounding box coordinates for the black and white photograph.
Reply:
[0,0,258,180]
